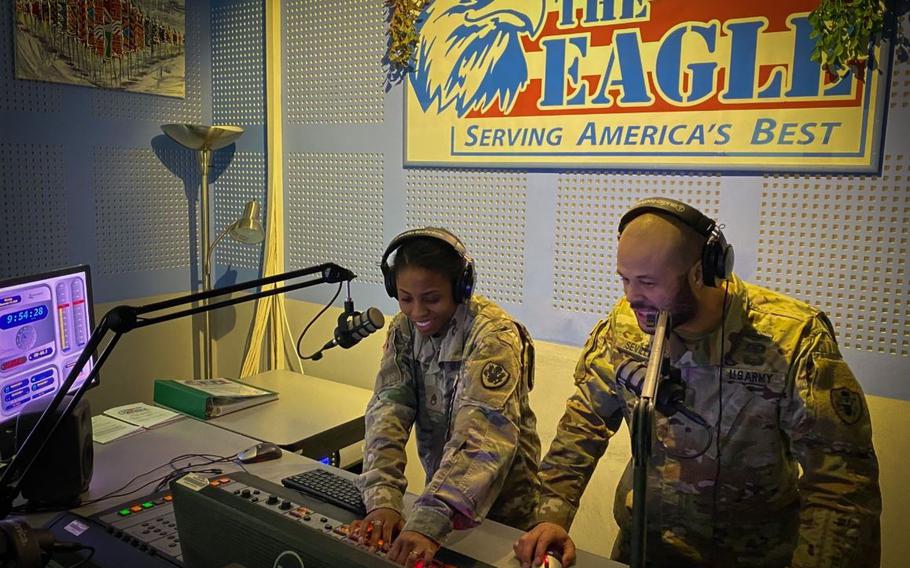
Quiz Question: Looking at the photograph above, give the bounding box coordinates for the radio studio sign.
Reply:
[403,0,890,172]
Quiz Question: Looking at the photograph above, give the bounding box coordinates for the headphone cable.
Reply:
[711,279,731,562]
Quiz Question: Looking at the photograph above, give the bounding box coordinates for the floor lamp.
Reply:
[161,124,257,381]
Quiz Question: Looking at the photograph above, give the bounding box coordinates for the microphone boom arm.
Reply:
[630,309,671,568]
[0,262,356,519]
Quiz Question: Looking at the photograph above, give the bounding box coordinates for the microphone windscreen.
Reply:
[364,307,385,331]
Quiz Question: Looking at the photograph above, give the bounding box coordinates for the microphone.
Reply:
[0,518,83,568]
[616,358,709,428]
[323,307,385,351]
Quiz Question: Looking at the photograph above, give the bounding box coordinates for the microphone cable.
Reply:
[295,282,343,361]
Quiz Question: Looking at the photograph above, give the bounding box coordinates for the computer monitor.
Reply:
[0,265,98,425]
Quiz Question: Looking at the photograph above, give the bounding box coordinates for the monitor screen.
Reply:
[0,265,98,423]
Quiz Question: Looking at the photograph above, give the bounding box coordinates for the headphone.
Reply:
[618,197,734,287]
[381,227,476,303]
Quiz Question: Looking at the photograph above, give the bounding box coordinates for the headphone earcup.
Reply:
[701,242,718,287]
[382,265,398,298]
[457,260,476,303]
[701,233,733,287]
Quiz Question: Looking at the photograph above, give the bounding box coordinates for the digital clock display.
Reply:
[0,305,49,330]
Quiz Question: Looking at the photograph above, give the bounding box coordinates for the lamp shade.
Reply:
[161,124,244,151]
[228,200,265,244]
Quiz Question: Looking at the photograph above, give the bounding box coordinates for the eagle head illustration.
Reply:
[411,0,546,117]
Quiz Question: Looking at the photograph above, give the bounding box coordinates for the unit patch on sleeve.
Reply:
[830,387,864,425]
[481,362,510,389]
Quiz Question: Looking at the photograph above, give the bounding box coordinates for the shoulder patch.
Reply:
[830,387,863,424]
[481,361,510,389]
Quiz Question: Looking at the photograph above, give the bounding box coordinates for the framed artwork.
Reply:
[14,0,186,98]
[404,0,890,173]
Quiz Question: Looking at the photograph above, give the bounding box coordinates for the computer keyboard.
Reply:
[281,468,366,516]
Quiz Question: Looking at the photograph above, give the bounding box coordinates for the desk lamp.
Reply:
[161,124,251,380]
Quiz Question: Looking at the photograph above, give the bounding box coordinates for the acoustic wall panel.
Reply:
[404,170,527,305]
[285,0,384,124]
[212,0,265,125]
[93,148,191,275]
[553,174,722,315]
[0,144,69,278]
[212,151,266,271]
[1,7,63,114]
[286,153,384,283]
[891,66,909,111]
[756,157,910,357]
[90,3,206,123]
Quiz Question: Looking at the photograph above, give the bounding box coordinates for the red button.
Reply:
[1,356,26,371]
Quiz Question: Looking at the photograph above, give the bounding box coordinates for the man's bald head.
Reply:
[618,212,705,274]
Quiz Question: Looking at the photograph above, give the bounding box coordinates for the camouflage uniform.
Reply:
[537,274,881,567]
[356,295,541,544]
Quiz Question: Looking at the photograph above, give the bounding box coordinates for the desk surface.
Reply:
[205,369,373,456]
[35,417,620,567]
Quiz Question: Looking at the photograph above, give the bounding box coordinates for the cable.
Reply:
[65,546,95,568]
[296,282,343,361]
[282,306,304,372]
[79,452,234,507]
[710,279,731,562]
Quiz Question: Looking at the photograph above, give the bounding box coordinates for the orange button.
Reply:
[129,505,142,513]
[163,495,173,502]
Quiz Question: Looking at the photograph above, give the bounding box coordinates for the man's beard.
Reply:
[631,273,698,333]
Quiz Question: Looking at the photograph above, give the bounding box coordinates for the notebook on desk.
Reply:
[153,378,278,419]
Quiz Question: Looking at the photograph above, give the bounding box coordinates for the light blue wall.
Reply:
[269,1,910,400]
[1,1,214,300]
[3,1,907,401]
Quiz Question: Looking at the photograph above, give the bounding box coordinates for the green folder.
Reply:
[153,378,278,419]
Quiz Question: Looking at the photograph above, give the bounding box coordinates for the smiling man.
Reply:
[514,198,881,568]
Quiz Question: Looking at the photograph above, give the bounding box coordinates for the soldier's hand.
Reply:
[513,522,576,567]
[386,530,440,566]
[350,507,402,551]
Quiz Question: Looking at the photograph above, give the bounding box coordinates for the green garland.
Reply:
[809,0,910,79]
[385,0,431,85]
[384,1,908,85]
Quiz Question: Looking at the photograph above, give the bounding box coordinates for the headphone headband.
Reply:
[618,197,716,237]
[381,227,476,302]
[618,197,734,287]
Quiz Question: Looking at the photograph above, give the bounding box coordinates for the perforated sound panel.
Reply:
[756,158,910,357]
[213,0,265,125]
[91,3,204,122]
[404,170,527,305]
[890,66,909,111]
[0,144,69,278]
[553,175,722,315]
[287,153,384,283]
[286,0,384,124]
[94,148,191,275]
[1,6,63,113]
[212,151,266,270]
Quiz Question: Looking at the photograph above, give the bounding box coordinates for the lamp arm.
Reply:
[0,262,356,519]
[204,225,233,284]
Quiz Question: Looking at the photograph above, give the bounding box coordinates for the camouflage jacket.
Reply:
[356,295,541,543]
[537,275,881,568]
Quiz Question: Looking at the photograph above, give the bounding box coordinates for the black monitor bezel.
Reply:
[0,264,101,400]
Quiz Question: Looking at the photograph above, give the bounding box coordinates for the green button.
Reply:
[118,509,131,516]
[141,502,154,509]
